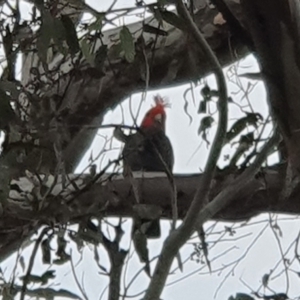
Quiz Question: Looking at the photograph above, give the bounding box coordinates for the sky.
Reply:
[1,0,300,299]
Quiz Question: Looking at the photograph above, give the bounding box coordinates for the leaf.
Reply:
[229,132,255,168]
[224,226,236,236]
[262,273,270,287]
[198,116,214,146]
[2,25,14,81]
[41,237,52,264]
[88,13,105,32]
[21,270,55,285]
[235,293,255,300]
[119,26,135,63]
[19,256,25,272]
[160,10,187,31]
[143,24,168,36]
[200,85,219,101]
[132,227,150,276]
[201,85,211,100]
[68,231,84,252]
[40,270,55,285]
[225,113,263,143]
[56,231,69,262]
[77,225,102,245]
[61,15,80,55]
[149,5,163,27]
[52,18,68,55]
[198,116,214,135]
[198,101,207,114]
[94,45,107,71]
[80,38,95,66]
[37,11,53,63]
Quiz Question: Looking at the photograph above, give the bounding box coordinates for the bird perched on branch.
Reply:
[114,95,174,174]
[114,95,174,275]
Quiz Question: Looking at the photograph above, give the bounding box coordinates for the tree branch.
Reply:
[20,227,50,300]
[144,0,228,298]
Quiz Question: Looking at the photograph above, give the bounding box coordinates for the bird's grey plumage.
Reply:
[122,129,174,173]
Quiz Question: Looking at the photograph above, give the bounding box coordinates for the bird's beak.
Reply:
[154,113,162,123]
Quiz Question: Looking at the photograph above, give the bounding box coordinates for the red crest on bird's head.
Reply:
[140,95,170,131]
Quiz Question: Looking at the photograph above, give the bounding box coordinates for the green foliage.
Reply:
[88,13,105,32]
[37,10,80,62]
[228,293,255,300]
[41,237,51,264]
[21,270,55,285]
[198,116,214,145]
[94,45,108,71]
[159,10,187,31]
[54,232,70,265]
[225,113,263,144]
[61,15,80,55]
[119,26,136,63]
[143,24,168,36]
[80,38,95,65]
[37,11,54,63]
[229,132,255,167]
[132,226,150,276]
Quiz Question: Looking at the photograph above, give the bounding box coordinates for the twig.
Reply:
[20,227,49,300]
[214,222,269,297]
[70,251,89,300]
[268,214,290,294]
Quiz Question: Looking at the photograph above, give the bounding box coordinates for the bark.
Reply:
[102,235,128,300]
[1,163,295,263]
[239,0,300,183]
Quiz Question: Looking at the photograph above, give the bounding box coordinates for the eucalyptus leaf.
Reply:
[37,11,53,63]
[52,18,67,55]
[120,26,135,63]
[143,24,168,36]
[41,238,51,264]
[160,10,187,31]
[88,13,105,32]
[61,15,80,55]
[80,38,95,66]
[94,45,107,71]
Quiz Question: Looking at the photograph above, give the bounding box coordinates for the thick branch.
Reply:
[1,160,296,264]
[103,236,128,300]
[240,0,300,172]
